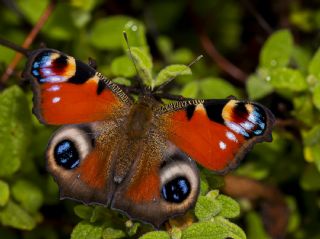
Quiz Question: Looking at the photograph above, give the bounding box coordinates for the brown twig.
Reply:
[275,118,308,129]
[223,175,289,239]
[240,0,273,34]
[0,0,57,84]
[188,4,248,84]
[198,32,248,83]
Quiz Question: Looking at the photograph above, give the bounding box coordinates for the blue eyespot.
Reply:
[54,140,80,170]
[161,176,191,203]
[32,70,39,76]
[33,61,40,68]
[251,107,266,135]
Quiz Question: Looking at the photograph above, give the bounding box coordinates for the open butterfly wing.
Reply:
[46,122,122,205]
[160,99,275,173]
[25,49,131,125]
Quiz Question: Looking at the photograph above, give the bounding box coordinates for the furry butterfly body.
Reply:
[3,44,275,227]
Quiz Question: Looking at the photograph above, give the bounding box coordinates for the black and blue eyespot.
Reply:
[161,176,191,203]
[251,106,267,136]
[53,139,80,170]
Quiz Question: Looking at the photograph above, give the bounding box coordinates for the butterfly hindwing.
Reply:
[159,99,275,173]
[46,122,121,205]
[47,117,200,227]
[112,139,199,228]
[25,49,131,125]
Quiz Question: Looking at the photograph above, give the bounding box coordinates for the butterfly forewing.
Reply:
[25,49,131,125]
[159,99,275,173]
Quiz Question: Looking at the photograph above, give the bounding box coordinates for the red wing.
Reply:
[26,49,130,125]
[160,99,275,173]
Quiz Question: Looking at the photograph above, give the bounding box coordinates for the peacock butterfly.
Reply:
[0,37,275,228]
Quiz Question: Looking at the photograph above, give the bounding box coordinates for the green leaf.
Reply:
[130,47,153,86]
[171,227,182,239]
[127,222,140,237]
[74,205,93,220]
[293,95,315,126]
[216,195,240,219]
[12,180,43,213]
[90,16,146,50]
[195,196,222,221]
[308,47,320,80]
[139,231,170,239]
[182,222,219,239]
[181,81,199,98]
[102,227,126,239]
[199,77,240,99]
[112,77,132,86]
[0,31,24,64]
[155,64,192,87]
[123,20,148,51]
[90,206,111,223]
[111,55,136,77]
[157,36,173,60]
[312,84,320,110]
[0,201,36,230]
[269,68,307,92]
[70,0,98,11]
[42,3,77,40]
[0,86,32,177]
[71,221,103,239]
[246,75,273,100]
[16,0,48,24]
[71,9,91,28]
[300,165,320,191]
[292,46,311,73]
[246,211,270,239]
[214,217,246,239]
[303,125,320,146]
[0,180,9,206]
[286,197,301,233]
[290,9,313,32]
[236,162,270,180]
[90,16,130,49]
[260,30,293,69]
[305,145,320,177]
[199,173,209,195]
[182,218,246,239]
[170,48,194,64]
[206,190,220,200]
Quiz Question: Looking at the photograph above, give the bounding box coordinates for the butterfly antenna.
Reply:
[154,54,203,92]
[0,38,30,56]
[123,31,146,93]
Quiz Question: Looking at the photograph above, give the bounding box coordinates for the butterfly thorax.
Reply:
[125,95,159,139]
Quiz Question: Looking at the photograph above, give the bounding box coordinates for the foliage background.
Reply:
[1,0,320,238]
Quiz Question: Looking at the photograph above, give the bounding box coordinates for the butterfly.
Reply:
[1,38,275,228]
